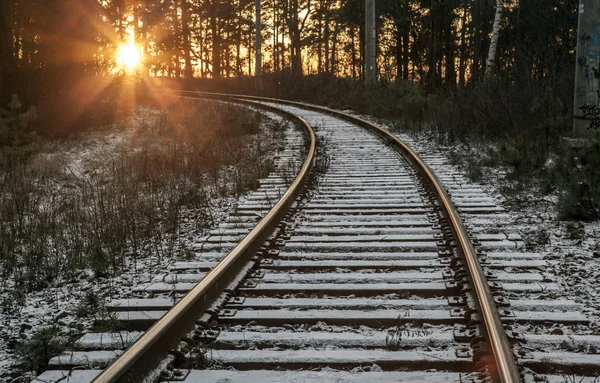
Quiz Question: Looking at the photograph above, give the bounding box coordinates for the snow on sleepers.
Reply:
[32,370,100,383]
[487,252,545,260]
[254,271,443,283]
[74,332,143,350]
[282,241,439,251]
[456,206,505,213]
[170,261,219,271]
[229,297,581,312]
[135,282,198,293]
[300,203,428,210]
[167,370,472,383]
[524,375,599,383]
[260,259,442,270]
[238,282,451,297]
[211,330,454,349]
[498,282,559,292]
[301,214,432,223]
[142,271,446,287]
[480,240,524,250]
[459,213,512,222]
[292,227,436,235]
[218,309,585,326]
[310,197,424,203]
[260,178,413,186]
[521,351,600,372]
[506,311,588,324]
[522,333,600,348]
[297,207,431,214]
[217,309,460,326]
[312,190,423,197]
[484,271,546,282]
[153,273,206,283]
[322,174,413,179]
[508,299,582,311]
[276,251,440,260]
[107,298,175,311]
[255,270,543,284]
[48,350,122,369]
[227,297,450,310]
[487,259,546,268]
[195,349,472,371]
[106,310,168,330]
[299,218,433,226]
[287,234,435,242]
[315,184,421,191]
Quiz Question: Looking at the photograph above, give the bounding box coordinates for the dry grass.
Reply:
[0,98,280,303]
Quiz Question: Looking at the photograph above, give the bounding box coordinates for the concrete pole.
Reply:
[573,0,600,140]
[255,0,262,78]
[365,0,376,85]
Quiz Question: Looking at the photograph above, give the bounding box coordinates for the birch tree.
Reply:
[485,0,503,77]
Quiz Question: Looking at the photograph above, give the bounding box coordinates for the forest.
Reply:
[1,0,598,219]
[0,1,577,96]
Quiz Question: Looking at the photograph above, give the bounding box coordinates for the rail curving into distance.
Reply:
[92,97,316,383]
[92,92,521,383]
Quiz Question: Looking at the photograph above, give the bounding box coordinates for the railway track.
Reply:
[32,95,598,383]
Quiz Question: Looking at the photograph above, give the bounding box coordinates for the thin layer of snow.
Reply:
[171,370,469,383]
[0,105,300,380]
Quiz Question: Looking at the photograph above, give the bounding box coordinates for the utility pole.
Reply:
[365,0,376,85]
[255,0,262,85]
[573,0,600,140]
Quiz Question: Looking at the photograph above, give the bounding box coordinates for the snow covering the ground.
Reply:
[0,105,290,382]
[385,126,600,331]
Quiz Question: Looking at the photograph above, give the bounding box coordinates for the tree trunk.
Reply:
[324,8,330,74]
[273,4,279,72]
[317,14,322,73]
[182,0,193,79]
[485,0,503,77]
[471,0,481,81]
[458,1,467,86]
[209,2,220,78]
[429,10,437,90]
[330,20,339,75]
[0,0,14,101]
[174,0,181,79]
[351,25,357,80]
[445,2,456,86]
[394,20,403,79]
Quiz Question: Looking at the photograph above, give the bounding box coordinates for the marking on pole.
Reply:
[579,3,584,13]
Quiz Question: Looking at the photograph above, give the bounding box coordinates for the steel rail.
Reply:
[182,91,521,383]
[91,97,316,383]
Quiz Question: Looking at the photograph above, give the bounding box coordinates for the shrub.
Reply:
[0,97,270,295]
[556,145,600,221]
[15,326,69,374]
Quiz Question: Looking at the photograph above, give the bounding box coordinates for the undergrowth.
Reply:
[0,96,272,296]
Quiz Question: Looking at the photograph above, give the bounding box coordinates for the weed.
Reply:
[76,290,104,321]
[525,229,551,250]
[15,326,70,374]
[466,160,484,182]
[564,221,585,241]
[0,98,273,299]
[556,145,600,221]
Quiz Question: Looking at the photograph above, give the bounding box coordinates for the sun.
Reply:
[116,43,142,71]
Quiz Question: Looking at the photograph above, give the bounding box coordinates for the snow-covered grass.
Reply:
[0,99,286,380]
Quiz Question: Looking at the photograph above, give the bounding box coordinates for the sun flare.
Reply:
[117,43,141,71]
